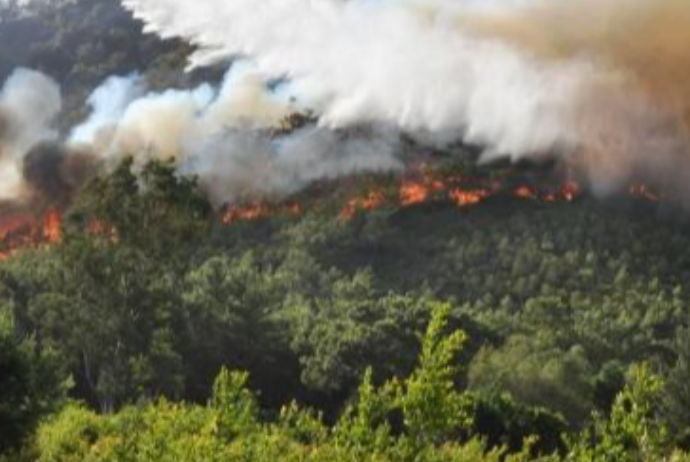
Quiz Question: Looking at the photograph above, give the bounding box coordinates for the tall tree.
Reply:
[0,305,66,453]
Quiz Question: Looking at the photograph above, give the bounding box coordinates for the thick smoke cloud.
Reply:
[121,0,690,197]
[0,63,403,208]
[4,0,690,210]
[22,142,96,206]
[69,64,402,204]
[0,68,61,201]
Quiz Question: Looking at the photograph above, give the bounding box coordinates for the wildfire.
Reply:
[400,182,429,206]
[0,168,670,262]
[336,169,582,220]
[560,181,581,202]
[0,209,63,261]
[449,188,491,207]
[333,169,665,220]
[341,190,387,220]
[514,186,538,200]
[222,203,270,224]
[222,201,304,225]
[43,210,62,243]
[338,170,588,220]
[629,184,662,202]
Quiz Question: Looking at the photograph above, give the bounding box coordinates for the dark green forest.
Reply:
[1,158,689,461]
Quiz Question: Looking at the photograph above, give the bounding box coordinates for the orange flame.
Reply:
[0,209,63,261]
[449,188,491,207]
[341,190,387,220]
[222,203,271,225]
[400,182,430,206]
[514,186,538,200]
[0,168,669,263]
[560,181,581,202]
[43,210,62,243]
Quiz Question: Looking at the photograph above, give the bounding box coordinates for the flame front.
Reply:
[223,204,271,224]
[222,201,303,225]
[0,168,668,262]
[0,209,63,261]
[341,191,387,220]
[43,210,62,243]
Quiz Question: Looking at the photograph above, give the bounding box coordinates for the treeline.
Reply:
[1,158,689,460]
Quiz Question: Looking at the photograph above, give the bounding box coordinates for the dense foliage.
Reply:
[22,309,690,462]
[0,159,689,459]
[0,308,66,453]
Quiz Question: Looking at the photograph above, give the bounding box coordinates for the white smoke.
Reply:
[4,0,690,207]
[71,64,293,161]
[120,0,690,196]
[70,73,146,147]
[68,62,403,203]
[0,60,404,206]
[120,0,585,137]
[0,68,61,200]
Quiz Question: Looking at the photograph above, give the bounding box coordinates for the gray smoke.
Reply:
[183,125,402,205]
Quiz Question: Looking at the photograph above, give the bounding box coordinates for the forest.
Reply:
[1,157,689,461]
[1,0,690,460]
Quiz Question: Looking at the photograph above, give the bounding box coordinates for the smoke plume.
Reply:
[120,0,690,197]
[3,0,690,211]
[0,62,403,208]
[69,63,402,204]
[0,68,61,201]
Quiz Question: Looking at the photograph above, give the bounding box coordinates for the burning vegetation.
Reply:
[0,169,662,261]
[219,164,659,228]
[339,170,583,219]
[0,162,667,261]
[0,208,62,260]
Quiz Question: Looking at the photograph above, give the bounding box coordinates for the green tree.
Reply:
[181,253,300,406]
[288,271,432,395]
[664,327,690,447]
[568,365,670,462]
[0,306,67,453]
